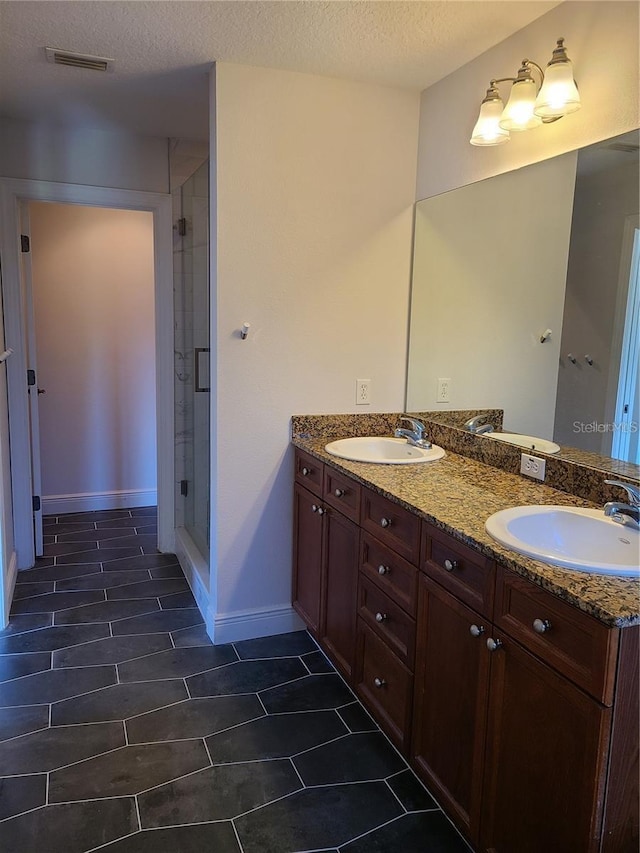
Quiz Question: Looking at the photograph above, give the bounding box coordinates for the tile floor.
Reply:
[0,508,470,852]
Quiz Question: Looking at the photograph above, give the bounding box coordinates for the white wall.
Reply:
[416,1,639,200]
[29,202,157,510]
[0,117,170,193]
[211,63,419,638]
[407,153,576,439]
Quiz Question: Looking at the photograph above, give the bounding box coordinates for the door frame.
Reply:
[0,178,174,569]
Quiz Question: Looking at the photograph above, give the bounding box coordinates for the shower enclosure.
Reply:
[173,160,210,568]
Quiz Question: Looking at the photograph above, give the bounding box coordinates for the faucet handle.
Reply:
[399,415,426,437]
[605,480,640,507]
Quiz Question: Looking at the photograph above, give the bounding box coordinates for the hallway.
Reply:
[0,508,469,852]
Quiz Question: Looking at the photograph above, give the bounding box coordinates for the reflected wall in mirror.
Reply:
[407,130,640,468]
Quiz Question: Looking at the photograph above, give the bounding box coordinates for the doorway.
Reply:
[0,178,174,580]
[26,202,157,549]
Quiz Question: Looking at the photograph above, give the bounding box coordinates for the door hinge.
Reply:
[21,234,30,253]
[32,496,41,512]
[180,479,189,497]
[177,218,187,237]
[27,369,36,386]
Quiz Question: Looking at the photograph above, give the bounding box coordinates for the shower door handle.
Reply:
[194,347,210,393]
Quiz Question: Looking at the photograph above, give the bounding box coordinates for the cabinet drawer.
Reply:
[355,620,413,754]
[360,532,418,616]
[294,449,323,497]
[358,575,416,668]
[495,566,619,705]
[361,491,420,564]
[421,524,495,619]
[324,467,361,523]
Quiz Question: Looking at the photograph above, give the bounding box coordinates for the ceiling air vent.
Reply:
[45,47,114,72]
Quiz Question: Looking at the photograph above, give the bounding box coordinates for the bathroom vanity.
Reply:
[291,422,639,853]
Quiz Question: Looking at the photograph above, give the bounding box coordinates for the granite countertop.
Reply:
[293,436,640,628]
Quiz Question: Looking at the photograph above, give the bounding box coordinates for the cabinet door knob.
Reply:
[302,467,311,476]
[444,559,458,572]
[375,612,388,623]
[486,637,503,652]
[377,564,390,575]
[533,618,551,634]
[470,624,485,638]
[317,507,326,516]
[380,517,392,528]
[373,677,386,688]
[334,488,345,497]
[311,504,319,513]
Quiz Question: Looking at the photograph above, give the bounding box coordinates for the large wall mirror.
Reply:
[407,129,640,471]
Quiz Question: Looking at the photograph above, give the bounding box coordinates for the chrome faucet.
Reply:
[464,415,494,435]
[603,480,640,530]
[394,416,432,449]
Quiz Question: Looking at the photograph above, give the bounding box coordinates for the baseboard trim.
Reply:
[174,527,211,633]
[43,489,157,515]
[212,604,305,645]
[3,550,17,628]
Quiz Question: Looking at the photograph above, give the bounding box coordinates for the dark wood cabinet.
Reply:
[355,620,414,753]
[321,505,359,679]
[481,631,612,853]
[292,445,639,853]
[412,574,490,843]
[292,482,323,636]
[292,452,359,680]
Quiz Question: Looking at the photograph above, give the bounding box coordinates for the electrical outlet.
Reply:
[437,378,451,403]
[356,379,371,406]
[520,453,546,482]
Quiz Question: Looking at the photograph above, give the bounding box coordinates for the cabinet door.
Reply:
[411,574,490,845]
[321,506,359,680]
[481,634,612,853]
[292,483,324,636]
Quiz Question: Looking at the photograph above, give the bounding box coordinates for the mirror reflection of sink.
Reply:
[325,437,445,465]
[483,432,561,454]
[486,505,640,576]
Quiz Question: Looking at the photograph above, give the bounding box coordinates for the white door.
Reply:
[18,201,44,556]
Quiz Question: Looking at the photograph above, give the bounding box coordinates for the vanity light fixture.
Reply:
[470,38,581,146]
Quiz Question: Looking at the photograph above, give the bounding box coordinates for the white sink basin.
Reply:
[486,505,640,576]
[325,436,445,465]
[484,432,561,454]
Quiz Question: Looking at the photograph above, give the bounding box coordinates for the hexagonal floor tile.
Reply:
[0,721,124,774]
[187,657,306,697]
[126,694,264,743]
[118,644,237,682]
[205,710,347,763]
[293,732,405,785]
[51,680,188,725]
[49,740,210,801]
[138,759,301,827]
[260,673,354,713]
[234,781,403,853]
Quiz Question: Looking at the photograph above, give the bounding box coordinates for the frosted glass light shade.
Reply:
[470,98,510,146]
[534,60,581,117]
[499,79,542,131]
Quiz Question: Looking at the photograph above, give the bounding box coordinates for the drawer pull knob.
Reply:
[373,677,386,688]
[377,564,390,575]
[444,559,458,572]
[486,637,503,652]
[380,517,392,528]
[533,618,552,634]
[302,467,311,476]
[470,624,485,638]
[375,612,388,623]
[311,504,319,513]
[334,488,345,497]
[317,507,326,516]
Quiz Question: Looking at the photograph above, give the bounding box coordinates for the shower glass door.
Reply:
[174,160,210,563]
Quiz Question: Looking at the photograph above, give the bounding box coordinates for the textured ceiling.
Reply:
[0,1,560,139]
